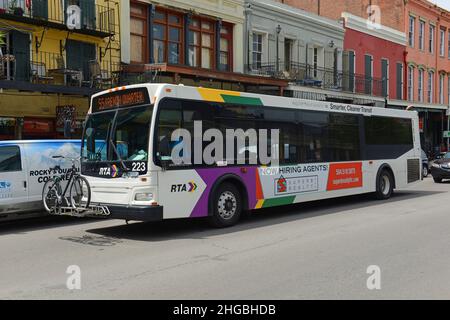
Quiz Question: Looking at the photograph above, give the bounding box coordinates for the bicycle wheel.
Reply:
[42,178,62,213]
[70,176,91,210]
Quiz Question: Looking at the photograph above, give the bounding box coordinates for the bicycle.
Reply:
[42,156,91,213]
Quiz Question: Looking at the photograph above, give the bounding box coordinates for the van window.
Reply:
[0,146,22,172]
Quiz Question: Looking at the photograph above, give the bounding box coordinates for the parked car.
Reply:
[0,140,80,221]
[421,149,429,177]
[430,151,450,183]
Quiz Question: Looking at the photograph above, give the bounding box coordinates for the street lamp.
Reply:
[276,24,282,74]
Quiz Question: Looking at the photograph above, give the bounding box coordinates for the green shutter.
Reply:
[66,40,96,81]
[32,0,48,19]
[11,31,30,82]
[365,55,372,94]
[396,63,403,99]
[80,0,96,30]
[381,59,388,97]
[349,51,355,92]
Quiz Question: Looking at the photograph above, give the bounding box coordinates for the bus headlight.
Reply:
[135,193,153,201]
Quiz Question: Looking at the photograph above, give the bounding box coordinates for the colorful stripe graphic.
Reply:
[257,196,296,209]
[197,88,263,106]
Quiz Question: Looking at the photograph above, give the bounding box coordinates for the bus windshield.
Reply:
[82,105,153,162]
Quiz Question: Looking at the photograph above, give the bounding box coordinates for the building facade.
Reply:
[244,0,347,102]
[405,0,450,155]
[281,0,450,153]
[341,12,407,102]
[279,0,407,107]
[0,0,122,140]
[279,0,405,32]
[120,0,287,94]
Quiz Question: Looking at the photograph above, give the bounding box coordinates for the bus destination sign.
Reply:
[92,88,150,112]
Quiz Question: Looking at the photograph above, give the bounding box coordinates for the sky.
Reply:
[428,0,450,11]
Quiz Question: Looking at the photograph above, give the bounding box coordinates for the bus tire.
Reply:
[209,182,242,228]
[374,169,394,200]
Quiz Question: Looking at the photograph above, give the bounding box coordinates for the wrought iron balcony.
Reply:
[0,0,115,37]
[0,49,120,95]
[245,61,385,98]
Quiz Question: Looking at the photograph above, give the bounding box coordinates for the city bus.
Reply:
[77,83,421,227]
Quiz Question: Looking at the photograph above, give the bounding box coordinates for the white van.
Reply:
[0,140,81,221]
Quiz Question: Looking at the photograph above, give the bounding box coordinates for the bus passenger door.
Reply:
[155,99,210,219]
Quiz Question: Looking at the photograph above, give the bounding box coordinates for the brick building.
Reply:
[280,0,450,154]
[280,0,407,108]
[278,0,405,32]
[405,0,450,155]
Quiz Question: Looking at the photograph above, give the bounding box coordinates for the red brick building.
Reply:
[404,0,450,154]
[278,0,405,32]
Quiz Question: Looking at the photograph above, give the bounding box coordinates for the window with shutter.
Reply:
[365,54,372,95]
[396,63,403,100]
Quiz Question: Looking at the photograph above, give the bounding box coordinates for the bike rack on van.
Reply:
[50,205,111,218]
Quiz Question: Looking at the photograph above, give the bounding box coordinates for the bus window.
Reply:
[300,110,329,163]
[112,106,152,161]
[82,112,115,161]
[364,116,414,160]
[328,113,361,162]
[156,101,182,161]
[262,108,299,164]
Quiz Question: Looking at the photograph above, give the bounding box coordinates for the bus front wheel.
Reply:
[209,183,242,228]
[374,170,394,200]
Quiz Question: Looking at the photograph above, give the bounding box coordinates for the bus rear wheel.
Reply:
[374,170,394,200]
[209,183,242,228]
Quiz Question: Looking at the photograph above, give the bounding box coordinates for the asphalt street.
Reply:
[1,177,450,299]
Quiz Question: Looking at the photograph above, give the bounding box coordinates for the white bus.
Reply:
[77,83,421,227]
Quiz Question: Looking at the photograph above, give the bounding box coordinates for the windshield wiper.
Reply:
[110,139,129,172]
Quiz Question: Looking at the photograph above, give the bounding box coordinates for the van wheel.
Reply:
[209,183,242,228]
[374,170,394,200]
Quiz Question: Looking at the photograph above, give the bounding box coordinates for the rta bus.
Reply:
[78,83,421,227]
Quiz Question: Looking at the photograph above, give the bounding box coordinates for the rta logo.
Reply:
[66,5,81,30]
[171,181,198,193]
[99,165,119,177]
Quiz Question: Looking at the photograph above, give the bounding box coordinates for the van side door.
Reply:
[0,145,28,213]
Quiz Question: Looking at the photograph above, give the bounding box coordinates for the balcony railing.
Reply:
[0,50,119,91]
[246,61,385,98]
[0,0,115,35]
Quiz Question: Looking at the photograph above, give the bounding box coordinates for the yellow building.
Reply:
[0,0,122,139]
